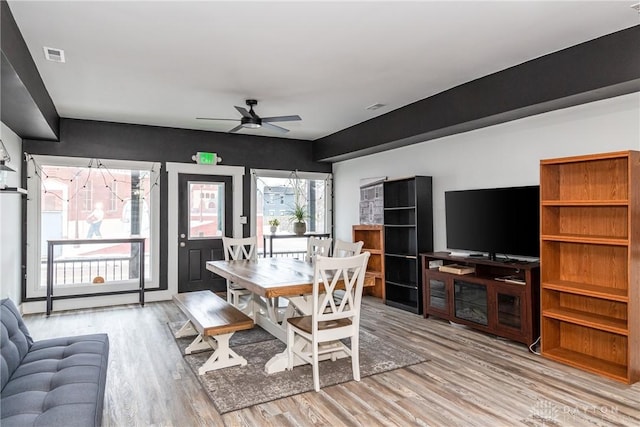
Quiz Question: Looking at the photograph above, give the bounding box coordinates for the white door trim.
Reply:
[166,163,245,297]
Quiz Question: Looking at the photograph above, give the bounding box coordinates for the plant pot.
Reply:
[293,221,306,236]
[270,225,277,234]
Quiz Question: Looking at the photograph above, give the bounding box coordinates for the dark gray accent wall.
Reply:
[24,119,325,170]
[313,25,640,162]
[23,118,330,294]
[1,0,59,140]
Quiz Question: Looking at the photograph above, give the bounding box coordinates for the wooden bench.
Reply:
[173,290,254,375]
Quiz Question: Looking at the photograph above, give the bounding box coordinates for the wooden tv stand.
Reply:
[421,252,540,346]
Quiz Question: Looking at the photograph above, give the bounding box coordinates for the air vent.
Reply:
[365,103,386,111]
[632,3,640,13]
[43,47,65,63]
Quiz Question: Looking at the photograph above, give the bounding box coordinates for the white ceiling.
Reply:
[7,1,639,141]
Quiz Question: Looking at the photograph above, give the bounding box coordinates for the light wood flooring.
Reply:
[22,298,640,427]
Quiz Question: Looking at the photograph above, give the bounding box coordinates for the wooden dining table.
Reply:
[206,257,374,373]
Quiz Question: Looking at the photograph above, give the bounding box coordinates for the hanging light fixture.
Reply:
[0,139,16,189]
[0,139,15,172]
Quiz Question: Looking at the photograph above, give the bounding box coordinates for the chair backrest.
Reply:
[333,239,364,258]
[222,236,257,261]
[306,237,333,261]
[312,253,370,331]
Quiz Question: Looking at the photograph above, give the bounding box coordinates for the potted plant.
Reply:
[290,203,308,236]
[268,218,280,234]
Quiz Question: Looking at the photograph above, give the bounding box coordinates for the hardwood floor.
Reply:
[22,298,640,427]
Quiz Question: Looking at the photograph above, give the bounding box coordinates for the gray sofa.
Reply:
[1,298,109,427]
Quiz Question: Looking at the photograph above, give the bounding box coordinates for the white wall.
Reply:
[333,93,640,252]
[0,123,23,303]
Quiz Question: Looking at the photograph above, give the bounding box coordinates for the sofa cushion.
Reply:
[0,298,109,427]
[1,298,34,390]
[1,333,109,427]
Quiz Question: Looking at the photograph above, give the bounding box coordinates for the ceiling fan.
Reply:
[196,99,301,133]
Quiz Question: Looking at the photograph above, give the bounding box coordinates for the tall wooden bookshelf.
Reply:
[353,225,385,300]
[540,150,639,384]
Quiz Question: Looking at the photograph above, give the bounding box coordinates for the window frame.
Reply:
[250,169,333,238]
[25,155,161,300]
[187,179,226,240]
[80,180,93,212]
[108,181,119,212]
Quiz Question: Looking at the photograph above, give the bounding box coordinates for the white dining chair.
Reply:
[286,252,371,391]
[222,236,257,313]
[333,239,364,257]
[306,236,332,261]
[331,240,364,303]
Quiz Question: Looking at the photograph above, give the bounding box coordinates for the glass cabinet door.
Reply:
[427,277,448,314]
[496,291,523,331]
[454,280,488,326]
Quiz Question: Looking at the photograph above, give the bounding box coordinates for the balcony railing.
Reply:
[46,238,146,315]
[257,249,306,259]
[45,246,303,287]
[261,233,330,258]
[45,255,140,285]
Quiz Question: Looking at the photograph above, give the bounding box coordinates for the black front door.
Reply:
[177,174,232,293]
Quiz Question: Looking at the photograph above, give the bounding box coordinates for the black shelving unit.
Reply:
[383,176,433,314]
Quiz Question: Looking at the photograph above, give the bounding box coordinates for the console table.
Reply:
[262,232,331,257]
[46,238,145,315]
[421,252,540,345]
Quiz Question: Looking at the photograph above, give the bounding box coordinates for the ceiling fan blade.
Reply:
[235,106,251,118]
[196,117,239,121]
[229,124,244,133]
[261,122,289,133]
[261,115,302,123]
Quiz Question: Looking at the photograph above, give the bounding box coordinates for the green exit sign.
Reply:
[195,152,217,165]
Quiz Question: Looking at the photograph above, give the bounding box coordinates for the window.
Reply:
[109,181,118,211]
[81,180,93,211]
[188,181,224,239]
[26,155,160,300]
[252,169,332,257]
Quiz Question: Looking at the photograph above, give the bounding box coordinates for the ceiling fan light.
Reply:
[243,122,261,129]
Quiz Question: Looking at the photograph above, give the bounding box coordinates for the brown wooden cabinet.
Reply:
[422,252,540,345]
[540,150,639,384]
[353,225,385,300]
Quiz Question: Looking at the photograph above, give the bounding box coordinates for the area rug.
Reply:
[169,322,427,414]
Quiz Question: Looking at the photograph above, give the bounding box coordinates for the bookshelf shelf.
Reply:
[540,150,639,384]
[353,225,385,300]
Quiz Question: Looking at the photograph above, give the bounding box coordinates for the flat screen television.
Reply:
[445,185,540,260]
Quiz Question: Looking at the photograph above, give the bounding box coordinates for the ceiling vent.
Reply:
[43,47,65,63]
[632,3,640,13]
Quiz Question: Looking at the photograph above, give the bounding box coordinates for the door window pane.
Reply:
[188,181,224,239]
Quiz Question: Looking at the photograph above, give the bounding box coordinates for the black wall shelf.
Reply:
[0,187,27,194]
